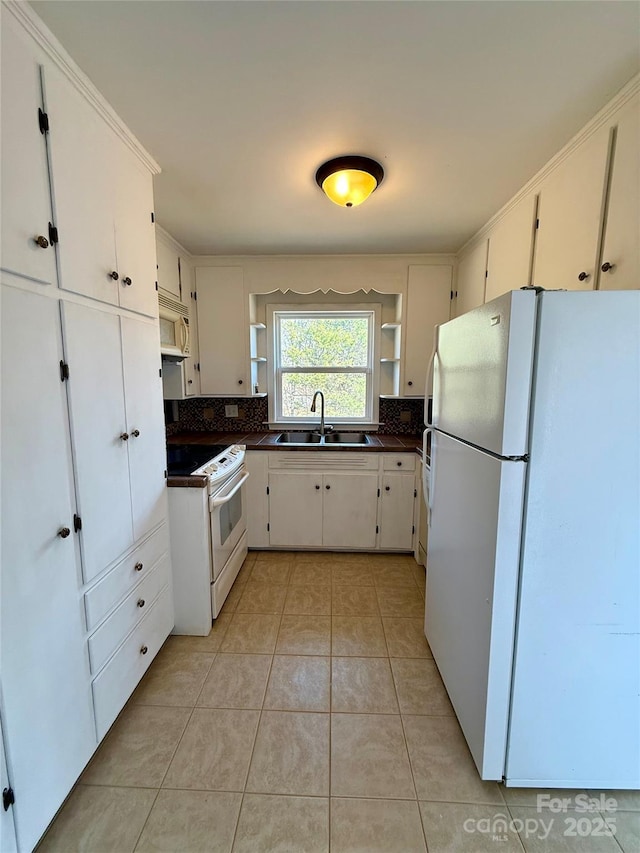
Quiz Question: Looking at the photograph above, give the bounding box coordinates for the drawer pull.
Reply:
[137,599,145,608]
[57,526,71,538]
[34,234,49,249]
[131,429,140,438]
[135,562,144,572]
[140,645,148,655]
[385,486,390,491]
[109,270,119,280]
[397,461,402,467]
[122,276,132,286]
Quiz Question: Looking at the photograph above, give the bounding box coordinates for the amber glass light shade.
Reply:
[315,156,384,208]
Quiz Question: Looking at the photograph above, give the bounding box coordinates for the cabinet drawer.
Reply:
[92,584,173,741]
[88,553,170,674]
[382,454,416,471]
[84,524,169,630]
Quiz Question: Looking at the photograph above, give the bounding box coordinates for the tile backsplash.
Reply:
[165,396,426,437]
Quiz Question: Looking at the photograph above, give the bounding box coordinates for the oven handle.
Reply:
[209,471,250,509]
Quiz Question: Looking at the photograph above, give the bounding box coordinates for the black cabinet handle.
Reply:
[34,235,49,249]
[140,645,148,655]
[601,262,615,273]
[137,599,145,608]
[396,461,402,467]
[57,527,71,538]
[325,484,331,490]
[315,484,320,490]
[407,381,413,386]
[120,432,129,441]
[578,271,589,282]
[385,486,390,491]
[238,379,243,385]
[122,276,132,286]
[135,562,143,572]
[131,429,140,438]
[109,270,119,280]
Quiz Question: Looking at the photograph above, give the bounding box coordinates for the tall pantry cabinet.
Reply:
[0,5,173,851]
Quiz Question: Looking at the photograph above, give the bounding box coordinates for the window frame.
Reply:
[267,303,381,427]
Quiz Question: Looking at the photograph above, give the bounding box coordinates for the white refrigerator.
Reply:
[423,288,640,788]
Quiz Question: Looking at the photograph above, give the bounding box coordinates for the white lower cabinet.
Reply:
[260,452,417,551]
[379,473,417,550]
[92,583,173,740]
[322,473,379,549]
[1,286,96,853]
[268,472,323,548]
[62,303,166,582]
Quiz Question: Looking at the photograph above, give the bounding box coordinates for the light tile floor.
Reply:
[38,550,640,853]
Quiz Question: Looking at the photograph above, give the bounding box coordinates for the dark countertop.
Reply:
[166,431,424,487]
[167,430,422,451]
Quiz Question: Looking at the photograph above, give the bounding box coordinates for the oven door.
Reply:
[208,466,250,580]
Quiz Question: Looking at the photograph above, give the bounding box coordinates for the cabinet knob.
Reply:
[407,381,413,386]
[140,645,148,655]
[396,461,402,467]
[109,270,119,281]
[34,235,49,249]
[135,562,144,572]
[188,380,193,385]
[120,432,129,441]
[577,271,590,282]
[137,599,145,608]
[238,379,243,385]
[57,526,71,538]
[385,486,390,491]
[325,484,331,490]
[601,261,615,273]
[122,276,132,286]
[131,429,140,438]
[315,484,320,490]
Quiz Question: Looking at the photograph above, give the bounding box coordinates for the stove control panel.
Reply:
[192,445,245,483]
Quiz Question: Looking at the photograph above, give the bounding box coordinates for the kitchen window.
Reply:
[267,305,380,426]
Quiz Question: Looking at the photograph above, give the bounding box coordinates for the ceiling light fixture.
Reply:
[315,155,384,208]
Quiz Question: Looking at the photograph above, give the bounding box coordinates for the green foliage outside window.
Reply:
[278,315,370,419]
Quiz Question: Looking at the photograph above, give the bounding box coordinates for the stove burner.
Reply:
[166,443,230,476]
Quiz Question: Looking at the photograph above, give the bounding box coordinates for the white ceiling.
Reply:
[31,1,640,256]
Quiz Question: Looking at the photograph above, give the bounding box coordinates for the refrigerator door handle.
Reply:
[424,325,440,427]
[423,427,436,510]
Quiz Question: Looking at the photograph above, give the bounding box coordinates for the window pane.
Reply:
[281,373,367,418]
[280,317,369,367]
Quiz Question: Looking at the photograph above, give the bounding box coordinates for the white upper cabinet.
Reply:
[156,237,182,299]
[533,124,610,291]
[0,15,57,287]
[62,301,134,582]
[45,63,120,305]
[121,316,167,540]
[196,266,248,395]
[45,65,157,315]
[455,239,488,317]
[1,286,96,853]
[599,94,639,291]
[115,143,158,316]
[485,194,537,302]
[403,265,452,396]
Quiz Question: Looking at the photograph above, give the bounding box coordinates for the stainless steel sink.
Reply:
[275,431,370,445]
[275,431,322,444]
[323,432,371,445]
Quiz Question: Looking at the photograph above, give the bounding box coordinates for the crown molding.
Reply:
[155,224,193,260]
[4,0,160,175]
[457,73,640,260]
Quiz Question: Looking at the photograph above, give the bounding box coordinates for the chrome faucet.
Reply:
[310,390,332,436]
